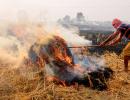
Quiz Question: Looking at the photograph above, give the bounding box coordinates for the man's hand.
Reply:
[107,41,114,46]
[99,42,106,47]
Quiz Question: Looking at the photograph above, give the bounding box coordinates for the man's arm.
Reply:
[99,31,119,46]
[108,32,123,46]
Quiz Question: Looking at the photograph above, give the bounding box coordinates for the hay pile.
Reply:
[0,52,130,100]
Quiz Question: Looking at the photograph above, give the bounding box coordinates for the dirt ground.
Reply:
[0,52,130,100]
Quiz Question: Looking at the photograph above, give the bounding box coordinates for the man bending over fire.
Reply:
[99,18,130,72]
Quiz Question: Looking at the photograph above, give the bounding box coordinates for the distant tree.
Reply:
[63,15,71,24]
[76,12,86,23]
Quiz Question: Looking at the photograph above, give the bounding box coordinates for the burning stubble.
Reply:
[28,33,113,90]
[0,19,113,93]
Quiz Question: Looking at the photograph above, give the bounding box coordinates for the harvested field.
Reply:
[0,52,130,100]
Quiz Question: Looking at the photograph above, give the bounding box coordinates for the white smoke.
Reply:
[45,24,92,46]
[0,14,106,83]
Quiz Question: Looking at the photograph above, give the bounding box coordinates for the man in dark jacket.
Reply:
[100,18,130,72]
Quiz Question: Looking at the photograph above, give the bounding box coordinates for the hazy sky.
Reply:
[0,0,130,21]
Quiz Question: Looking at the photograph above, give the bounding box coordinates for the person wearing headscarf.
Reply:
[99,18,130,72]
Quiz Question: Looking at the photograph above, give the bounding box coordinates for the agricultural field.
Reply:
[0,51,130,100]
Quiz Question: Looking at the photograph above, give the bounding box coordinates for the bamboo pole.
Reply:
[68,45,100,48]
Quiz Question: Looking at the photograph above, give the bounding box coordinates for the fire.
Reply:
[28,35,113,90]
[50,43,72,65]
[48,36,74,66]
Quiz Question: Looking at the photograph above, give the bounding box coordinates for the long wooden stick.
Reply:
[68,45,100,48]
